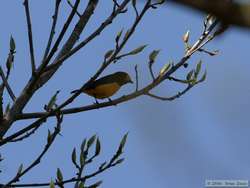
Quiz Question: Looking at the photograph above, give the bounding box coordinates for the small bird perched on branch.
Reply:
[71,71,133,102]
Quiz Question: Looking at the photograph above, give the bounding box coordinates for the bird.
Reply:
[71,71,133,102]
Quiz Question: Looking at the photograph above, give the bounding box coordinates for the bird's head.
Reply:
[114,72,133,86]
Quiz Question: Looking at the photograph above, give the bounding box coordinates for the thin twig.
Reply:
[0,66,16,101]
[23,0,36,74]
[146,84,193,101]
[10,157,122,187]
[3,114,63,188]
[9,126,40,143]
[43,0,62,60]
[134,65,139,91]
[67,0,81,17]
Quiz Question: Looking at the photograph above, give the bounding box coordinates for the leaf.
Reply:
[115,29,123,43]
[87,135,96,149]
[200,70,207,82]
[47,130,52,144]
[50,180,55,188]
[89,181,103,188]
[81,139,87,152]
[45,90,60,112]
[56,168,63,182]
[149,50,160,63]
[78,182,84,188]
[128,45,147,55]
[183,30,190,43]
[10,35,16,52]
[117,133,128,155]
[195,60,202,78]
[124,29,130,40]
[104,50,114,60]
[80,152,85,166]
[159,63,170,76]
[71,148,77,165]
[17,164,23,175]
[99,161,107,170]
[95,137,101,156]
[6,53,14,71]
[5,103,10,114]
[186,70,194,81]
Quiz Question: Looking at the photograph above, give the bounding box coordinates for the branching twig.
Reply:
[23,0,36,74]
[146,84,193,101]
[3,113,63,188]
[67,0,81,17]
[0,66,16,101]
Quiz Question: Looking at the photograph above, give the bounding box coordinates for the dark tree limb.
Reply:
[23,0,36,74]
[0,67,16,101]
[42,0,62,60]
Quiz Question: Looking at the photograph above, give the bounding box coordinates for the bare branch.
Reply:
[42,0,62,60]
[67,0,81,17]
[23,0,36,74]
[3,114,63,188]
[134,65,139,91]
[0,66,16,101]
[146,84,194,101]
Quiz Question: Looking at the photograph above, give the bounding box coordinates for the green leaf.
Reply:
[81,139,87,152]
[124,29,130,40]
[50,180,55,188]
[200,70,207,82]
[117,133,128,155]
[78,182,84,188]
[87,135,96,149]
[45,90,60,111]
[89,181,103,188]
[128,45,147,55]
[115,29,123,43]
[95,137,101,156]
[71,148,77,165]
[56,168,63,182]
[149,50,160,63]
[80,152,85,166]
[104,50,114,60]
[186,70,194,81]
[183,30,190,43]
[47,130,52,144]
[10,35,16,52]
[195,60,202,78]
[99,161,107,170]
[5,103,10,114]
[17,164,23,175]
[159,63,170,76]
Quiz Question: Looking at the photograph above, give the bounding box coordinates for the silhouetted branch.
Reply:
[23,0,36,74]
[3,114,63,188]
[43,0,62,60]
[0,66,16,101]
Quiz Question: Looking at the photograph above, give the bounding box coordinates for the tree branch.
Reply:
[42,0,62,60]
[23,0,36,74]
[0,66,16,101]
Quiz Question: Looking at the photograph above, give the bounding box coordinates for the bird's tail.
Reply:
[71,89,80,94]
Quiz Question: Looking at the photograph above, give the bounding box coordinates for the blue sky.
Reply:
[1,1,250,188]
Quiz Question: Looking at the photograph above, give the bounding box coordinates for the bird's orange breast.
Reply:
[83,83,121,99]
